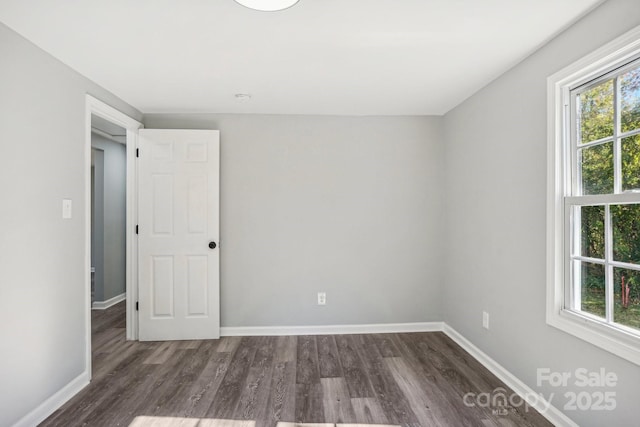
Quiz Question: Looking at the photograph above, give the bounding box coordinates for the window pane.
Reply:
[578,261,606,318]
[622,134,640,191]
[611,203,640,264]
[578,80,614,143]
[621,66,640,133]
[613,268,640,331]
[579,142,613,195]
[580,205,605,259]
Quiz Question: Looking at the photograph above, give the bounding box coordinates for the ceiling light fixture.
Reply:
[233,0,300,12]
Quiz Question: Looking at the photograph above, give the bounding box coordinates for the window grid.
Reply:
[568,58,640,335]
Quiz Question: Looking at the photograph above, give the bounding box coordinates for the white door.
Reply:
[138,129,220,341]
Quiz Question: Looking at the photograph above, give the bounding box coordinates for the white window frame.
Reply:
[547,25,640,366]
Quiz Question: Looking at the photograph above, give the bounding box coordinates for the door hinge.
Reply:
[136,148,139,157]
[136,225,139,235]
[136,301,139,311]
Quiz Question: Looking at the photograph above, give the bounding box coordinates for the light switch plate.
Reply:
[482,311,490,329]
[62,199,72,219]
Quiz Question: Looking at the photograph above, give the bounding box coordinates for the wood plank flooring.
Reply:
[40,302,551,427]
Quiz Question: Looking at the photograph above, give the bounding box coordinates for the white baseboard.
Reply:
[442,324,578,427]
[92,292,126,310]
[11,371,89,427]
[220,321,444,337]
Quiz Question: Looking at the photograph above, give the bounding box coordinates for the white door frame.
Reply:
[85,95,143,377]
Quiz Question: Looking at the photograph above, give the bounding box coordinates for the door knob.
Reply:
[209,241,217,249]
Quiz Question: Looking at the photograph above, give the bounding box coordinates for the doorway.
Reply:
[85,95,142,378]
[91,116,127,310]
[90,117,127,360]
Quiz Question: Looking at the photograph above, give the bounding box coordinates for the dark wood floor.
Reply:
[40,303,551,427]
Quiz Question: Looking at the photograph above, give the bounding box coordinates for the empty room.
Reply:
[2,1,640,426]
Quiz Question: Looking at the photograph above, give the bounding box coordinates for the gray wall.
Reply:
[0,22,142,427]
[4,1,640,425]
[442,1,640,425]
[144,114,445,328]
[91,148,105,302]
[91,135,127,302]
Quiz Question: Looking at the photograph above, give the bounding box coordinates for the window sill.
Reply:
[547,309,640,366]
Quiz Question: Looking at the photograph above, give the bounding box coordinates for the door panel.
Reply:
[152,255,174,318]
[152,175,173,234]
[138,129,220,341]
[186,255,208,316]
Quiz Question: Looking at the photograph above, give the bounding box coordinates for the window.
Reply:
[548,26,640,365]
[569,61,640,327]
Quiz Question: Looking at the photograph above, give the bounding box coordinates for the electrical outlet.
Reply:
[482,311,490,329]
[317,292,326,305]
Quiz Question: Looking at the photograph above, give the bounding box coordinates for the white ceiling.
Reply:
[0,0,602,116]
